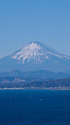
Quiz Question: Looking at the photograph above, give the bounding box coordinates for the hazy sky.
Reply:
[0,0,70,58]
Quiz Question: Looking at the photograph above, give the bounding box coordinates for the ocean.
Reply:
[0,89,70,125]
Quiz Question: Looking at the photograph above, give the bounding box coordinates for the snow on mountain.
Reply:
[0,41,70,72]
[10,41,70,64]
[10,42,48,64]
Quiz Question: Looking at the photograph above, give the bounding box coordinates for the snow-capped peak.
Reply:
[11,42,48,64]
[10,41,70,64]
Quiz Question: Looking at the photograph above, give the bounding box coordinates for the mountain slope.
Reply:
[0,41,70,72]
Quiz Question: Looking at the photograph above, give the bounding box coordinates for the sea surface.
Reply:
[0,89,70,125]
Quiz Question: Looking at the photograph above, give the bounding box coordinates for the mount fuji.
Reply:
[0,41,70,72]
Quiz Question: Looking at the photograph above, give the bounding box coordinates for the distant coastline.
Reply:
[0,87,70,90]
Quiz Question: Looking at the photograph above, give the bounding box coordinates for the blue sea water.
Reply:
[0,89,70,125]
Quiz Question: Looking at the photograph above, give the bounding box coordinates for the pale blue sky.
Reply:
[0,0,70,58]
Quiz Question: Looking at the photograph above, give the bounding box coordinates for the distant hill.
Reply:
[0,69,70,80]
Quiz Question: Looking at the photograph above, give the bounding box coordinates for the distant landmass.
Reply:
[0,77,70,89]
[0,69,70,89]
[0,41,70,89]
